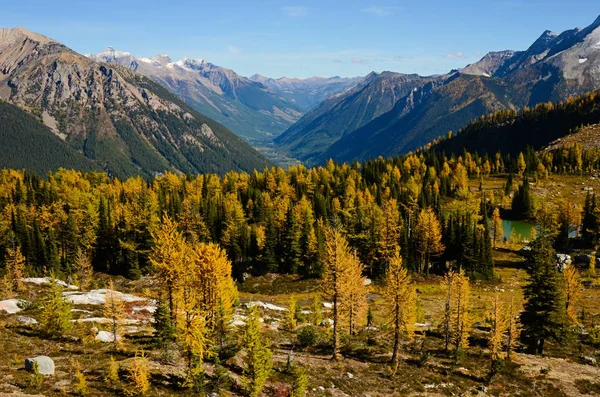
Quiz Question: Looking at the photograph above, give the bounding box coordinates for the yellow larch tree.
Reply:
[441,270,455,352]
[374,198,401,268]
[505,295,522,361]
[3,246,25,296]
[104,279,126,349]
[383,250,416,374]
[175,252,209,384]
[488,294,509,376]
[451,270,471,352]
[490,208,503,248]
[286,295,298,331]
[441,270,471,353]
[563,265,582,324]
[242,305,273,397]
[413,208,445,275]
[343,251,367,336]
[193,242,238,347]
[517,152,526,176]
[75,249,93,291]
[149,216,186,322]
[322,224,354,360]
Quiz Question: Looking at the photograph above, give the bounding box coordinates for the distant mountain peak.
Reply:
[151,54,173,66]
[528,30,559,53]
[94,46,133,60]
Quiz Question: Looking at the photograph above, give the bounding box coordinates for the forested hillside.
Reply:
[2,138,599,282]
[0,101,100,174]
[433,91,600,156]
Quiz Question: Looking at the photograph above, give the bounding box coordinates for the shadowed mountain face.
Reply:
[277,15,600,166]
[274,72,433,164]
[0,28,270,177]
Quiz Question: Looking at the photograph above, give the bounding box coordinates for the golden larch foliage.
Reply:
[505,296,522,361]
[104,279,126,349]
[3,246,25,296]
[343,250,367,335]
[563,265,583,324]
[487,294,508,362]
[383,251,416,373]
[322,224,355,360]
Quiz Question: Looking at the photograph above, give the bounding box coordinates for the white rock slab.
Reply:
[63,289,146,305]
[0,299,25,314]
[21,277,79,290]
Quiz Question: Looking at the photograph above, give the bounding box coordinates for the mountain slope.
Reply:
[432,91,600,157]
[88,48,304,144]
[0,100,100,175]
[249,74,361,111]
[0,28,270,177]
[322,74,518,162]
[280,15,600,165]
[274,72,432,164]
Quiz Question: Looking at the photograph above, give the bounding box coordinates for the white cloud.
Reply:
[351,57,369,65]
[227,45,241,54]
[283,6,308,17]
[360,6,392,16]
[445,52,465,59]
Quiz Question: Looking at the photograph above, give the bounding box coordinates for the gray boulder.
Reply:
[582,356,597,366]
[17,316,38,325]
[25,356,55,375]
[556,254,572,272]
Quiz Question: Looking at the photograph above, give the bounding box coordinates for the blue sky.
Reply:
[2,1,599,78]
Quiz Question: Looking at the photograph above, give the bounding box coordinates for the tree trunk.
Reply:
[537,337,545,355]
[332,291,340,360]
[391,300,401,372]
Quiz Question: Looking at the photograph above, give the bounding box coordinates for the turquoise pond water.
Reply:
[501,219,534,240]
[499,219,578,241]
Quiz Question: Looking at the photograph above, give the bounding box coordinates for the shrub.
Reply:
[291,365,309,397]
[105,356,120,385]
[75,369,88,396]
[125,351,150,396]
[297,326,318,348]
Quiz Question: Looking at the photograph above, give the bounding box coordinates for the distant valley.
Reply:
[87,48,360,165]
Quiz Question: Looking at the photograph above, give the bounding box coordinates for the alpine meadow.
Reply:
[2,3,600,397]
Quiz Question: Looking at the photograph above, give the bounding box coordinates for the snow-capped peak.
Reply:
[177,58,206,69]
[150,54,173,66]
[97,46,132,60]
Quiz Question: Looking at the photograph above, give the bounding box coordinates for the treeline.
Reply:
[432,90,600,157]
[0,140,598,282]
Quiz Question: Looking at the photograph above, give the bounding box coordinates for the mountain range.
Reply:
[276,15,600,165]
[0,28,269,177]
[87,48,360,147]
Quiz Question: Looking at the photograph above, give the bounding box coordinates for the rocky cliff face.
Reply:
[88,48,304,144]
[0,28,269,177]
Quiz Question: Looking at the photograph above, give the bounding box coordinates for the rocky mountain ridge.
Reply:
[0,27,270,176]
